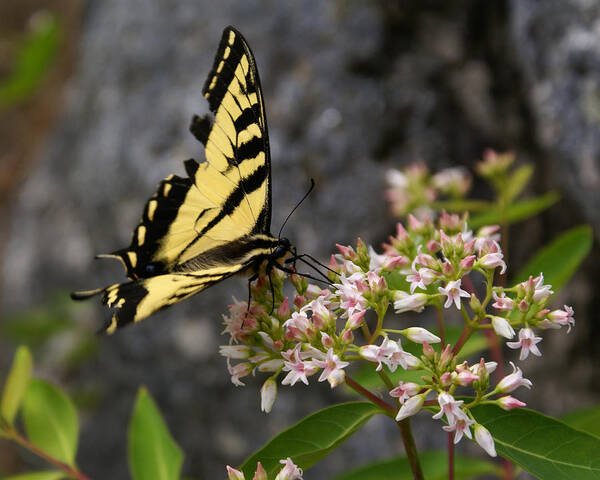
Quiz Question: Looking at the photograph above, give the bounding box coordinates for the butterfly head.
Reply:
[272,237,292,260]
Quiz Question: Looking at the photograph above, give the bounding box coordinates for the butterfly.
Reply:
[72,26,295,334]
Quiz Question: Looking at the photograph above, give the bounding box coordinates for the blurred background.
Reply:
[1,0,599,478]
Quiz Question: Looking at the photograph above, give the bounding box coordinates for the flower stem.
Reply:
[6,428,93,480]
[396,417,424,480]
[344,374,395,416]
[447,432,455,480]
[435,304,446,346]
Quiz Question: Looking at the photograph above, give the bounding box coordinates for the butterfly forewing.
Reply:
[72,26,281,331]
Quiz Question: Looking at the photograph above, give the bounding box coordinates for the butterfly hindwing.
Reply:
[72,26,283,332]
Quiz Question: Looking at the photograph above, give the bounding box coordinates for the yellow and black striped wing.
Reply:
[106,26,272,280]
[72,26,279,331]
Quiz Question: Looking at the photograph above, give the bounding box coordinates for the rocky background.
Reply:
[1,0,599,478]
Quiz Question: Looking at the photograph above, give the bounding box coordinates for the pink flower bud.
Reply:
[518,299,530,312]
[463,238,476,254]
[460,255,476,270]
[389,381,421,403]
[341,329,354,344]
[427,239,441,253]
[336,243,357,260]
[422,342,436,359]
[396,222,409,240]
[226,466,245,480]
[478,252,507,274]
[442,260,454,276]
[346,309,366,329]
[382,255,409,270]
[498,395,526,411]
[408,214,423,232]
[277,298,290,318]
[455,370,479,386]
[253,462,268,480]
[440,372,452,386]
[294,295,307,309]
[321,332,334,348]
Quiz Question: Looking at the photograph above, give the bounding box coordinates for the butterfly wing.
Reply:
[73,26,277,331]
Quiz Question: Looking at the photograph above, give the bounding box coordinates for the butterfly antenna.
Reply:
[278,179,315,239]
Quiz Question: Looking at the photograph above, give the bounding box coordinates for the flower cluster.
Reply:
[219,211,574,458]
[227,458,303,480]
[385,162,472,218]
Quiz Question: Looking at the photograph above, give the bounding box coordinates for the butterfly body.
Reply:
[72,26,291,333]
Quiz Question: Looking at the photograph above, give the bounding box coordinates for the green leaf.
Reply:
[1,292,74,348]
[470,191,560,229]
[128,387,183,480]
[332,451,501,480]
[561,405,600,438]
[0,12,61,108]
[505,165,534,203]
[1,346,33,426]
[472,404,600,479]
[512,225,593,293]
[22,379,78,467]
[240,402,382,478]
[3,471,66,480]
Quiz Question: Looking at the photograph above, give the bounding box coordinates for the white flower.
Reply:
[497,362,532,393]
[312,348,349,388]
[438,279,470,310]
[432,392,464,425]
[506,327,542,360]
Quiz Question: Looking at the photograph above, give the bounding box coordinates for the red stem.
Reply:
[9,430,93,480]
[447,432,455,480]
[344,375,395,416]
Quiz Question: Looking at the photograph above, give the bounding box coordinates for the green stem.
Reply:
[6,428,93,480]
[435,304,446,346]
